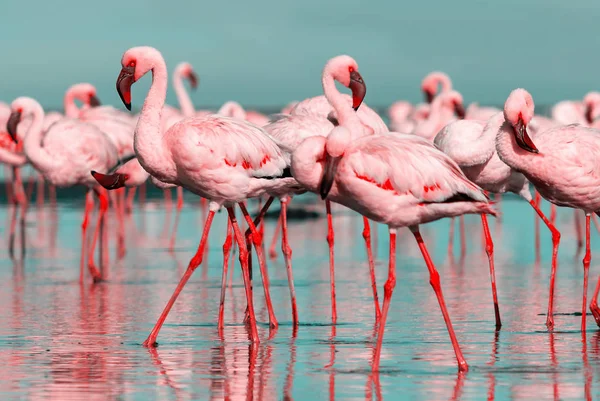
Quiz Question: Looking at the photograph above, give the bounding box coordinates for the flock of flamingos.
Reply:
[2,45,600,374]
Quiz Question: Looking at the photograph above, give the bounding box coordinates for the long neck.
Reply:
[173,69,195,117]
[64,90,80,118]
[23,103,57,173]
[495,120,531,173]
[322,71,366,139]
[134,60,174,180]
[439,75,452,93]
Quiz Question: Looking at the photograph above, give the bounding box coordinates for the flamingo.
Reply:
[421,71,453,103]
[495,88,600,332]
[434,104,556,329]
[102,45,303,346]
[7,97,118,282]
[388,101,414,132]
[465,103,500,121]
[292,127,495,372]
[263,55,382,323]
[412,90,465,141]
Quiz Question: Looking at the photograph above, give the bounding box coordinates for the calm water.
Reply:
[0,188,599,400]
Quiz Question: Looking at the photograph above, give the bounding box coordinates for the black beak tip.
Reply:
[353,106,359,112]
[124,103,132,111]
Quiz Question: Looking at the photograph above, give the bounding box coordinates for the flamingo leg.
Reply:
[372,228,396,372]
[239,202,278,329]
[49,184,57,209]
[281,197,299,327]
[139,181,146,207]
[459,215,466,257]
[550,204,557,225]
[87,189,107,282]
[36,174,44,208]
[448,217,455,256]
[590,268,600,326]
[575,210,583,252]
[125,186,137,214]
[412,227,468,372]
[534,192,541,263]
[481,214,501,329]
[116,188,126,259]
[80,190,94,283]
[582,214,591,333]
[227,207,260,343]
[169,187,184,252]
[326,200,337,324]
[269,213,282,260]
[218,218,233,335]
[528,200,561,329]
[143,210,216,347]
[362,216,381,321]
[11,167,27,259]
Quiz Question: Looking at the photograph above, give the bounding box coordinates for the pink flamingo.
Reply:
[292,127,495,372]
[7,97,118,282]
[412,90,465,141]
[495,88,599,332]
[434,102,556,329]
[264,55,381,323]
[421,71,453,103]
[107,46,302,345]
[465,103,500,121]
[388,101,414,132]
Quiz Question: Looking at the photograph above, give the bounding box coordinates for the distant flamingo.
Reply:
[412,90,465,141]
[465,103,500,121]
[292,127,495,373]
[421,71,453,103]
[103,46,302,345]
[388,101,414,132]
[435,105,556,329]
[264,55,381,323]
[495,88,600,333]
[7,97,118,282]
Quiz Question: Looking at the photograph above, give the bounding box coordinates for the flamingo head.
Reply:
[504,88,538,153]
[91,171,130,190]
[437,90,465,119]
[583,91,600,124]
[175,62,199,90]
[7,97,41,143]
[324,55,366,111]
[66,83,101,109]
[117,46,163,111]
[421,71,452,104]
[319,126,351,199]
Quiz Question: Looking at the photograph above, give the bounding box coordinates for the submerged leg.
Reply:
[143,210,216,347]
[481,214,501,329]
[412,226,468,372]
[326,200,337,324]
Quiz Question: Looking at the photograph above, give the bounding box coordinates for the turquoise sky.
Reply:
[1,0,598,110]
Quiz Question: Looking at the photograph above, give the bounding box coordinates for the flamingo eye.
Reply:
[348,66,354,73]
[128,60,136,68]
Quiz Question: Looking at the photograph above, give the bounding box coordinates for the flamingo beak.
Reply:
[423,90,434,104]
[91,171,129,190]
[349,71,366,111]
[89,94,102,107]
[514,118,538,153]
[116,65,135,111]
[188,71,199,90]
[6,111,22,143]
[319,153,341,200]
[585,105,594,124]
[454,102,466,119]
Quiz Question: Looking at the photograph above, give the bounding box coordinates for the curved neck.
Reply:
[439,76,452,93]
[64,90,80,118]
[173,69,195,117]
[134,59,173,180]
[495,120,531,173]
[23,103,56,173]
[322,70,361,129]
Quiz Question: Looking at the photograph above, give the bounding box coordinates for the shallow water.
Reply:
[0,190,599,400]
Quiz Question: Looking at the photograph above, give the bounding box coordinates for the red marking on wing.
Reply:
[224,159,236,167]
[356,173,398,194]
[224,158,252,170]
[242,160,251,169]
[260,155,271,167]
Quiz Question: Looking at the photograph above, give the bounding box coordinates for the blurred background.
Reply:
[1,0,599,110]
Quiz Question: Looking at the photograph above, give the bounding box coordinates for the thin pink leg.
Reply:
[87,190,107,282]
[218,218,233,335]
[49,185,57,208]
[116,188,126,260]
[582,214,591,333]
[239,202,278,329]
[11,167,28,259]
[143,210,217,347]
[459,216,466,257]
[550,204,557,225]
[372,229,397,372]
[534,192,541,263]
[326,200,337,324]
[448,218,455,256]
[80,191,94,283]
[36,174,44,208]
[227,207,260,343]
[363,216,381,321]
[481,214,501,329]
[269,213,282,260]
[590,269,600,326]
[281,198,299,327]
[125,187,137,214]
[575,210,583,252]
[412,227,468,372]
[139,182,146,207]
[169,187,184,252]
[529,200,561,329]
